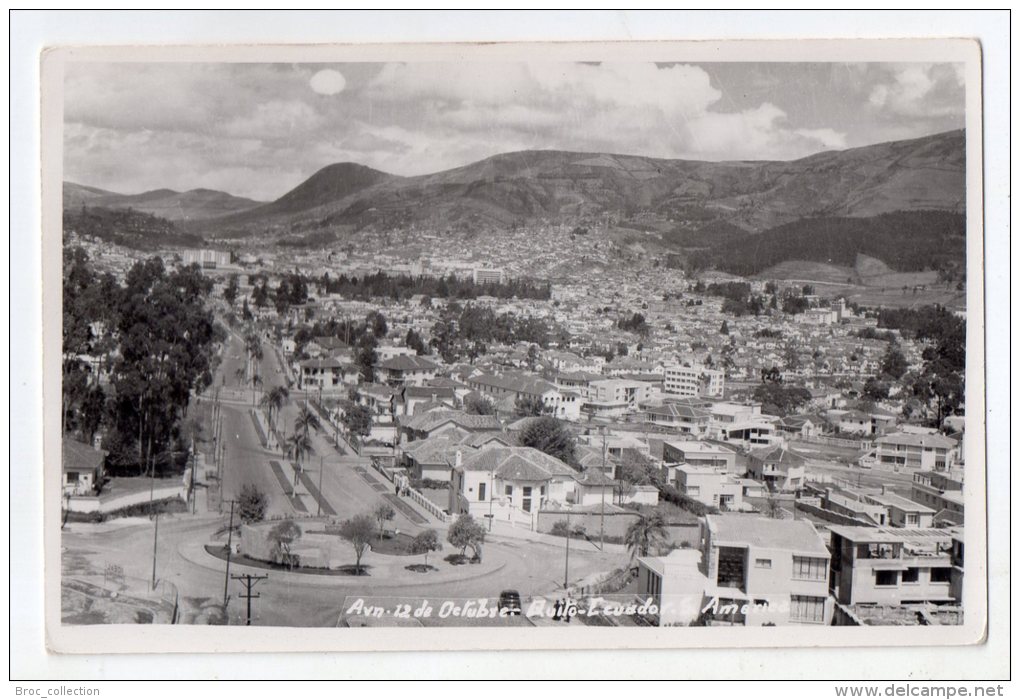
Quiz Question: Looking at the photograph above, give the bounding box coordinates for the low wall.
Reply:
[795,500,875,527]
[67,485,187,514]
[537,509,641,540]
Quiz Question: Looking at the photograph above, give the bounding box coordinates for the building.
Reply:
[746,444,807,493]
[644,400,712,436]
[662,440,738,473]
[827,526,963,607]
[820,487,936,528]
[910,471,965,526]
[709,402,779,448]
[638,514,833,626]
[62,437,105,496]
[376,355,440,387]
[448,446,578,526]
[663,364,725,398]
[674,465,744,510]
[466,372,581,421]
[180,249,232,269]
[296,358,359,391]
[875,432,958,471]
[400,410,503,442]
[583,379,653,418]
[473,267,505,284]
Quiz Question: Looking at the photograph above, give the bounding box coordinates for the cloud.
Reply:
[62,61,962,200]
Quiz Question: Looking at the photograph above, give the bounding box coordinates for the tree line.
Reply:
[63,248,222,474]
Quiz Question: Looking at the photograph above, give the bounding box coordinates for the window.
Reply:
[66,471,80,484]
[790,595,826,623]
[754,558,772,569]
[901,567,920,583]
[792,556,827,581]
[875,570,899,586]
[685,485,701,496]
[905,513,919,526]
[930,567,952,583]
[478,482,486,502]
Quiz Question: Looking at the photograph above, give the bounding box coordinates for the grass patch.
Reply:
[203,545,371,576]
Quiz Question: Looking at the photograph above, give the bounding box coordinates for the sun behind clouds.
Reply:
[309,68,346,95]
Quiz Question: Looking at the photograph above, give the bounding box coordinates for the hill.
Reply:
[63,182,263,221]
[193,129,965,241]
[689,210,965,276]
[63,205,203,250]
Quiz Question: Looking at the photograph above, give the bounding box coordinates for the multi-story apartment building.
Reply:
[674,465,744,510]
[636,515,833,626]
[376,355,440,388]
[467,372,581,421]
[911,471,965,526]
[875,432,958,471]
[583,379,652,418]
[180,249,232,269]
[709,402,779,448]
[663,363,725,398]
[662,440,737,472]
[827,526,963,607]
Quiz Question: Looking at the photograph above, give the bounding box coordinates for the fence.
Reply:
[368,458,451,523]
[66,485,187,514]
[795,435,871,450]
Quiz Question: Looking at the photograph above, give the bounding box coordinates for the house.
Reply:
[835,410,872,436]
[875,432,958,471]
[827,526,963,607]
[466,372,581,421]
[63,437,105,496]
[296,358,359,391]
[662,440,737,474]
[675,465,744,511]
[709,402,779,448]
[400,409,503,442]
[663,363,725,398]
[376,355,440,387]
[820,487,936,528]
[644,400,712,436]
[306,336,351,360]
[393,385,457,417]
[777,415,819,439]
[863,491,936,528]
[400,435,479,483]
[638,514,833,626]
[746,445,807,493]
[448,446,578,526]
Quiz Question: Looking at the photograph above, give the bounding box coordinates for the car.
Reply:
[498,590,522,616]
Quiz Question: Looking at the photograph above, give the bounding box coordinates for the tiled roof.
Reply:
[63,437,105,473]
[877,432,958,449]
[469,372,557,398]
[378,355,440,372]
[404,410,502,433]
[458,446,577,482]
[749,444,808,467]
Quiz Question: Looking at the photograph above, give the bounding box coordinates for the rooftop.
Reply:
[706,514,829,555]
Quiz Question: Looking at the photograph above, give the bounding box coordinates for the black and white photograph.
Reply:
[31,32,996,667]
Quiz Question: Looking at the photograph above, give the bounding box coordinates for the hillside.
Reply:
[688,210,966,276]
[63,182,262,221]
[63,205,202,250]
[193,129,965,241]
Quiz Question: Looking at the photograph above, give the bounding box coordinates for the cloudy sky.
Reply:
[64,61,965,201]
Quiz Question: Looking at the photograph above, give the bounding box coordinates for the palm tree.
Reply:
[233,367,245,387]
[624,511,669,560]
[285,431,313,497]
[294,405,320,438]
[248,372,263,406]
[260,385,290,431]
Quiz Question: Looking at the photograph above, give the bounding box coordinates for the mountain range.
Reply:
[65,129,966,264]
[63,182,263,221]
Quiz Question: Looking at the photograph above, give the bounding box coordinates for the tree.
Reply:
[881,344,909,380]
[340,514,376,575]
[518,416,576,465]
[526,344,539,370]
[447,514,486,562]
[753,383,812,416]
[719,320,730,335]
[237,483,268,523]
[342,404,373,437]
[863,376,891,401]
[514,395,550,417]
[268,520,302,570]
[409,529,442,569]
[260,385,289,431]
[405,328,427,355]
[285,431,313,496]
[463,394,496,415]
[624,511,669,560]
[763,491,784,518]
[294,405,320,438]
[373,503,396,541]
[224,274,239,306]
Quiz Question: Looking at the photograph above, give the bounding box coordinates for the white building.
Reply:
[664,364,725,398]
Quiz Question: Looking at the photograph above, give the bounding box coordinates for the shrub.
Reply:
[238,483,268,523]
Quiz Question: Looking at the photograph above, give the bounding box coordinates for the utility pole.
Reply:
[231,573,268,626]
[149,447,159,590]
[316,456,324,517]
[223,499,236,606]
[600,427,607,551]
[563,509,571,590]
